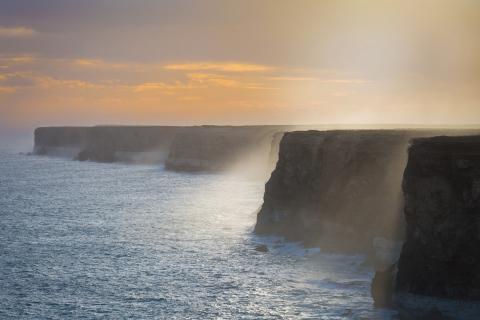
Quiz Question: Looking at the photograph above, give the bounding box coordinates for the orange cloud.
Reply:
[187,73,240,87]
[266,76,318,81]
[319,79,370,84]
[72,59,135,70]
[73,59,104,67]
[0,55,37,66]
[134,81,194,93]
[0,26,37,37]
[36,76,101,89]
[0,86,16,94]
[164,62,273,73]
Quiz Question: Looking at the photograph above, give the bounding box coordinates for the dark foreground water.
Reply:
[0,150,397,319]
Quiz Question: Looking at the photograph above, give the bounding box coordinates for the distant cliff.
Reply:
[34,126,181,163]
[391,136,480,319]
[75,126,180,163]
[34,127,89,158]
[165,126,288,174]
[33,125,290,173]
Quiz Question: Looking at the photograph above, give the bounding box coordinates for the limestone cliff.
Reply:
[76,126,180,163]
[391,136,480,318]
[34,127,88,157]
[164,126,289,174]
[34,126,181,163]
[33,125,290,173]
[255,130,413,251]
[255,129,480,251]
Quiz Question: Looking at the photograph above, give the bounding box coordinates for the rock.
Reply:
[254,129,480,253]
[372,237,403,271]
[394,135,480,319]
[34,125,294,173]
[254,244,269,253]
[34,126,180,163]
[255,130,416,252]
[371,264,396,308]
[423,308,446,320]
[164,126,289,174]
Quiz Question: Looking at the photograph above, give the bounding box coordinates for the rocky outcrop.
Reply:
[371,263,396,308]
[392,136,480,319]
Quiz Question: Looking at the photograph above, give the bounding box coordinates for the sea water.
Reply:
[0,150,397,319]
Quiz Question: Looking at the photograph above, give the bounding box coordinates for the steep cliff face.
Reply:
[395,136,480,308]
[255,130,413,251]
[33,125,289,172]
[34,126,181,163]
[34,127,88,148]
[76,126,180,163]
[164,126,288,174]
[34,127,88,157]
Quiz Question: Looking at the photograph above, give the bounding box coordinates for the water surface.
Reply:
[0,150,395,319]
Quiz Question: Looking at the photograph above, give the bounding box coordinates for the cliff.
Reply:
[254,129,480,252]
[34,127,89,158]
[391,136,480,318]
[75,126,180,163]
[255,130,413,251]
[34,126,181,163]
[165,126,288,174]
[33,125,292,173]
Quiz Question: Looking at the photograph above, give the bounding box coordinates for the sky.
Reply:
[1,0,480,142]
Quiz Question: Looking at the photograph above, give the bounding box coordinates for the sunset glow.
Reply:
[1,0,480,135]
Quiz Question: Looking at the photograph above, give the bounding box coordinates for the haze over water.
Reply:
[0,150,396,319]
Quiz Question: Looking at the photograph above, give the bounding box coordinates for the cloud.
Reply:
[0,26,37,38]
[0,55,36,65]
[0,71,103,92]
[73,59,103,67]
[319,79,370,84]
[0,72,37,87]
[35,76,100,89]
[0,86,16,94]
[187,73,240,88]
[72,59,133,70]
[72,59,274,74]
[134,81,193,93]
[164,62,273,73]
[266,76,318,81]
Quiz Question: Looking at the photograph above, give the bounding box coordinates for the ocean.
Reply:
[0,150,397,319]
